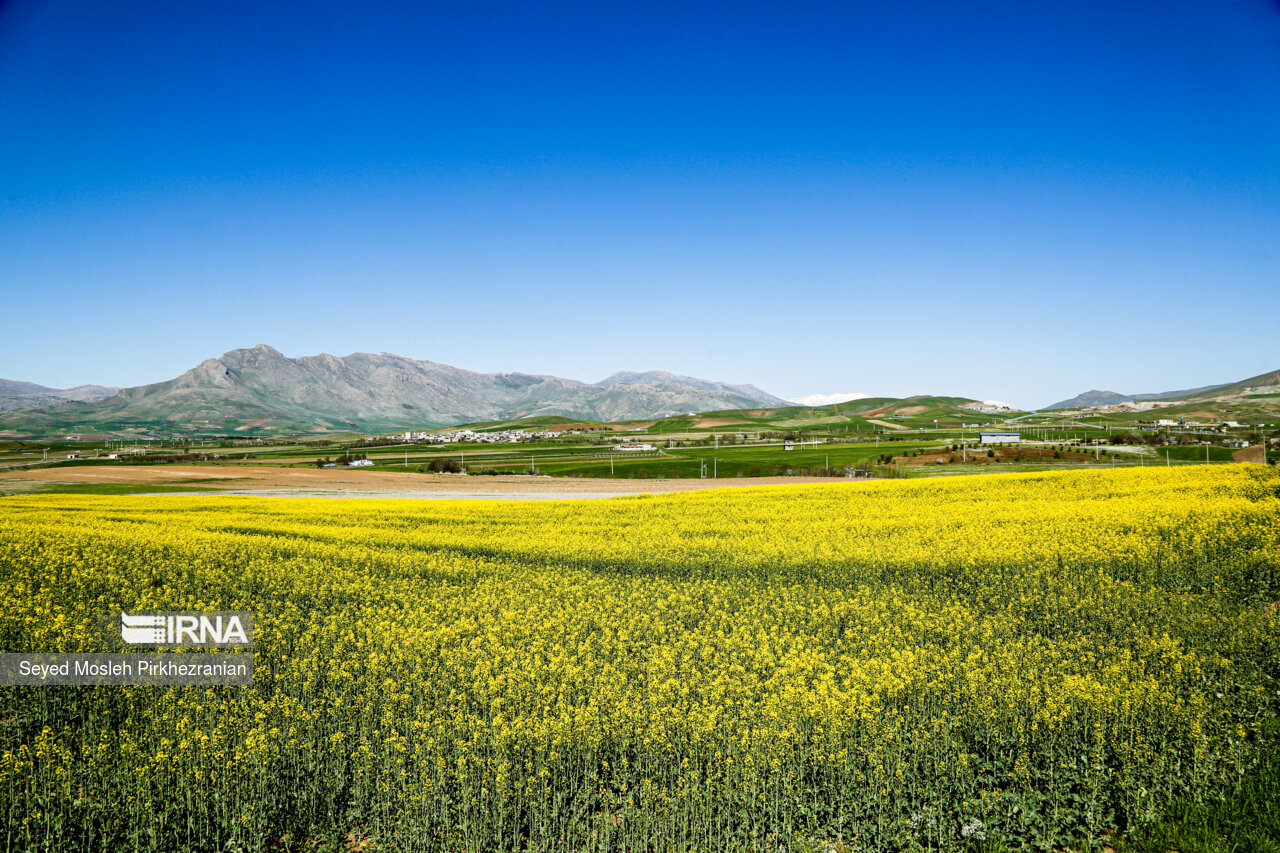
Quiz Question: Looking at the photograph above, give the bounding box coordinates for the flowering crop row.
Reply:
[1,466,1278,851]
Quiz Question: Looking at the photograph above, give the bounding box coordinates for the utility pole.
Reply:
[610,455,614,476]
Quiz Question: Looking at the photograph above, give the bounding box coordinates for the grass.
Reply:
[1116,720,1280,853]
[9,435,1258,488]
[453,415,597,432]
[1160,445,1244,463]
[354,440,1246,481]
[4,399,1269,489]
[395,441,952,479]
[356,440,1187,480]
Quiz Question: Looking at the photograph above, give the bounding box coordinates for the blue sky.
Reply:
[1,1,1277,409]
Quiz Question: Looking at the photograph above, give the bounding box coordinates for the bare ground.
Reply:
[0,465,853,500]
[1233,445,1266,464]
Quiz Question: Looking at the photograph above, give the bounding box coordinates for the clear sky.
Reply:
[1,1,1277,409]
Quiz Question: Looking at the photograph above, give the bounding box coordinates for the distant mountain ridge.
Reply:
[595,370,789,404]
[1043,368,1280,411]
[0,379,119,412]
[0,346,788,437]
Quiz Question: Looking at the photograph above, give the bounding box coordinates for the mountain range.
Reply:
[4,349,1276,438]
[0,379,120,412]
[0,346,790,437]
[595,370,785,404]
[1044,369,1280,411]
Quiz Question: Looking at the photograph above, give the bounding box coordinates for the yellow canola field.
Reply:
[1,466,1278,851]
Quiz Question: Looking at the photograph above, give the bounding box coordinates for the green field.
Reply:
[380,441,947,479]
[4,397,1274,488]
[1160,445,1245,463]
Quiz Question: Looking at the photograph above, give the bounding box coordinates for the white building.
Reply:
[614,443,655,452]
[348,458,374,467]
[979,433,1020,445]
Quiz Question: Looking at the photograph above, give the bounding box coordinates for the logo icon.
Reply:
[120,612,166,644]
[119,611,252,647]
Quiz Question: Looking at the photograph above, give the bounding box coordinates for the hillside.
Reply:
[790,392,870,406]
[1199,368,1280,398]
[612,394,1017,435]
[1042,367,1280,424]
[0,346,787,438]
[0,379,119,412]
[1043,370,1280,411]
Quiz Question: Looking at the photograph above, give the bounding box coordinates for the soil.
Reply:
[0,465,854,500]
[1233,445,1266,464]
[542,423,595,433]
[867,419,907,430]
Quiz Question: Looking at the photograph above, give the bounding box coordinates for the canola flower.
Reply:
[0,466,1277,851]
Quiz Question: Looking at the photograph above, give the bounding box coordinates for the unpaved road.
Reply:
[0,465,852,500]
